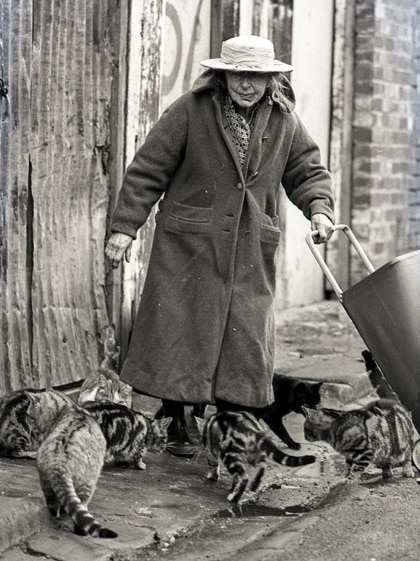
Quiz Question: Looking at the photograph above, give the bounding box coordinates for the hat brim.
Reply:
[200,58,293,73]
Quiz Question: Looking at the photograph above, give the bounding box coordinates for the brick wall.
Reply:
[351,0,419,282]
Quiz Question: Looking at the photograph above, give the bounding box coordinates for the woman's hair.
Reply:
[266,74,295,113]
[213,71,294,114]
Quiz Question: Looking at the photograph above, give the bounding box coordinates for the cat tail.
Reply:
[261,435,316,466]
[361,349,376,371]
[263,436,316,466]
[361,350,399,401]
[58,476,118,538]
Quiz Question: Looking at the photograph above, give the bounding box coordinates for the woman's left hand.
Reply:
[311,213,334,244]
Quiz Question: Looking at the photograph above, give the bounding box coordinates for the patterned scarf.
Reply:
[223,95,257,167]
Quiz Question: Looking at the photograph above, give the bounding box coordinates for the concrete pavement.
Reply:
[0,301,376,560]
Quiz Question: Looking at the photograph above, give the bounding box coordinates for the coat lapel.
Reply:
[244,98,273,180]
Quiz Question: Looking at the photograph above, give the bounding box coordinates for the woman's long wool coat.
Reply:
[111,71,334,408]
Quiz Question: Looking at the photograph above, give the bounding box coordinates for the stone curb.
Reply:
[321,373,375,409]
[0,497,53,554]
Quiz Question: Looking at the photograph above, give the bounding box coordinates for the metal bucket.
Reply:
[306,224,420,431]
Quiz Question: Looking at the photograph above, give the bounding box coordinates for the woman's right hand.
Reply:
[105,233,133,269]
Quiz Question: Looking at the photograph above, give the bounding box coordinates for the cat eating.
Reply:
[0,388,75,458]
[302,399,415,481]
[83,401,171,469]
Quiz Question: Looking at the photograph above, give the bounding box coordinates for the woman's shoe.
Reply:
[162,400,198,458]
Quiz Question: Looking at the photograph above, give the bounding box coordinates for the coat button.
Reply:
[236,182,243,190]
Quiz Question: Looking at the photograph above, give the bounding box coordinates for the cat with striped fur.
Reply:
[195,410,316,503]
[83,401,171,469]
[0,388,74,458]
[36,401,117,538]
[78,371,132,408]
[78,325,132,408]
[303,399,415,481]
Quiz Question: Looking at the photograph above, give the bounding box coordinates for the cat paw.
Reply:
[14,450,37,460]
[346,473,363,483]
[227,492,241,503]
[206,472,219,482]
[135,460,147,470]
[402,467,414,478]
[48,506,59,518]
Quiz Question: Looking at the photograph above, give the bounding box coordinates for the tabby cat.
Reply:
[303,399,415,480]
[195,410,316,503]
[36,402,117,538]
[83,401,172,469]
[361,349,398,401]
[0,388,74,458]
[259,373,323,450]
[78,325,132,408]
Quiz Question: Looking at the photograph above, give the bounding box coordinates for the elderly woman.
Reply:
[106,36,335,456]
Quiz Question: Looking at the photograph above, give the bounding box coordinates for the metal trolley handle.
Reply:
[305,224,375,300]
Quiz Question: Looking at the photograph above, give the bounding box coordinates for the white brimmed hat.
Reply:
[200,35,293,73]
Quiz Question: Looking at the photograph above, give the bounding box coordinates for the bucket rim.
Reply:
[342,248,420,298]
[379,249,420,269]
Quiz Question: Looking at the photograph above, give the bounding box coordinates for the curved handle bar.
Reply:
[305,224,375,299]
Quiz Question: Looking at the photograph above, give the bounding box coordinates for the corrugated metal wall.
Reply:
[0,0,129,393]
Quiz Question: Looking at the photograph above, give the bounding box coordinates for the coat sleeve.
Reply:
[281,115,335,223]
[111,97,189,238]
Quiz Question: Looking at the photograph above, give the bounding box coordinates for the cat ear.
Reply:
[301,405,312,417]
[159,416,172,431]
[294,381,307,397]
[26,393,38,419]
[194,416,206,434]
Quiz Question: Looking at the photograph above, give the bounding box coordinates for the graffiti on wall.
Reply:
[161,0,211,109]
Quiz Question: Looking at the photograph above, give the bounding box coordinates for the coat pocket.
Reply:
[260,213,281,244]
[164,200,211,235]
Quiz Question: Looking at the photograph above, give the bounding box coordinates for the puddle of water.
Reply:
[299,453,347,478]
[214,504,311,519]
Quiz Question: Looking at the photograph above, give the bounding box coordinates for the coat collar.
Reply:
[191,69,296,111]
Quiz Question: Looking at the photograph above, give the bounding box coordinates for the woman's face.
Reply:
[225,71,269,109]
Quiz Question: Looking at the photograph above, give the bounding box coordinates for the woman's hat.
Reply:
[200,35,293,73]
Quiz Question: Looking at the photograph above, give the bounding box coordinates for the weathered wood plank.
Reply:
[106,0,165,362]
